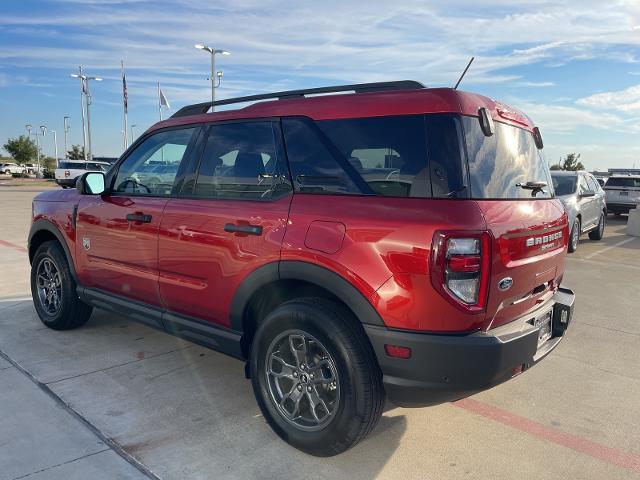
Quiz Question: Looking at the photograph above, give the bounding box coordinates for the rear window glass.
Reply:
[462,118,552,199]
[58,161,85,169]
[606,177,640,188]
[551,175,577,196]
[317,114,466,198]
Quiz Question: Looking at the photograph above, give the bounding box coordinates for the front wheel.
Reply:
[250,298,384,456]
[31,240,93,330]
[588,212,605,240]
[568,218,580,253]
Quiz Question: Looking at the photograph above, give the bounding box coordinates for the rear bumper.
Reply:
[607,203,637,213]
[365,287,575,407]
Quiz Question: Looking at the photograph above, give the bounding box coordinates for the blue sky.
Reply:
[1,0,639,170]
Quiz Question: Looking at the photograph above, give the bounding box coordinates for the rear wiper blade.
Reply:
[516,181,547,196]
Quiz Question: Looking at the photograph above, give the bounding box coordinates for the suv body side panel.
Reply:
[282,194,488,332]
[157,196,291,327]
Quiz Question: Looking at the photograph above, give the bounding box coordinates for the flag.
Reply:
[159,88,170,109]
[121,62,128,113]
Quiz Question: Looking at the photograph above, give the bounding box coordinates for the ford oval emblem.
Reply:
[498,277,513,291]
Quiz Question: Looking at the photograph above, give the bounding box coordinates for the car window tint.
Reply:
[606,177,640,188]
[114,128,196,196]
[586,175,599,192]
[551,175,577,196]
[463,118,552,199]
[193,122,285,200]
[283,117,362,195]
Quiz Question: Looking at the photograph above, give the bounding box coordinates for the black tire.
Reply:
[31,240,92,330]
[250,297,384,456]
[568,218,580,253]
[588,212,605,240]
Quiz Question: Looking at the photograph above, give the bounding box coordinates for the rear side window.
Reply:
[585,175,600,192]
[283,117,363,195]
[58,161,84,169]
[300,114,466,198]
[193,122,287,200]
[463,118,552,199]
[606,177,640,188]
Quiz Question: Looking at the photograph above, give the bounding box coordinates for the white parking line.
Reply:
[584,237,638,259]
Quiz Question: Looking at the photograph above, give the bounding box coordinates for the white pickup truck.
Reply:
[55,160,111,188]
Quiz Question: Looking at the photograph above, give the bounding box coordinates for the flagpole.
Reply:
[121,60,129,150]
[158,82,162,121]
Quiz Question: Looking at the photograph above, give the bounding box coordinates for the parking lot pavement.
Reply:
[0,187,639,479]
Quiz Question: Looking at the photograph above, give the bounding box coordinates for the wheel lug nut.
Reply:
[293,371,298,377]
[310,373,314,379]
[307,386,312,392]
[297,385,302,391]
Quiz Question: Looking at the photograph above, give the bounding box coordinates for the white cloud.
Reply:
[517,81,555,88]
[577,84,640,113]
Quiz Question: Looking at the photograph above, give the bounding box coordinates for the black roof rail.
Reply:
[171,80,425,118]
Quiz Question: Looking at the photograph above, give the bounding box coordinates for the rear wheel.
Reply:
[31,240,92,330]
[250,297,384,456]
[588,212,605,240]
[568,218,580,253]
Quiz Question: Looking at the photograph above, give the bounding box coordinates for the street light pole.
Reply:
[50,130,58,165]
[40,125,47,174]
[194,44,230,111]
[131,124,137,141]
[63,116,70,159]
[70,67,102,161]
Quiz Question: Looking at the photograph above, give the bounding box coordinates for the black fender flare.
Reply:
[28,219,78,282]
[229,260,385,332]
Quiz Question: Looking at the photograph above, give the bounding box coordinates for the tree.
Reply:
[561,153,584,171]
[549,164,562,171]
[67,144,85,160]
[3,136,37,165]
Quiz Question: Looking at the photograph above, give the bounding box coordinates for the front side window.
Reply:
[193,122,287,200]
[463,118,552,199]
[113,128,196,196]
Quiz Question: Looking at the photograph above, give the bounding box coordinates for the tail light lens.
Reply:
[431,231,491,313]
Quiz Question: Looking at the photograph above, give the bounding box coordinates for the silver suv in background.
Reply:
[1,163,26,175]
[551,171,606,252]
[604,175,640,216]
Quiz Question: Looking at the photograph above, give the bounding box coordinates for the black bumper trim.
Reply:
[366,287,575,407]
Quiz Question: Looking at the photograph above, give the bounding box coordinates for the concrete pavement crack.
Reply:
[9,448,111,480]
[0,349,161,480]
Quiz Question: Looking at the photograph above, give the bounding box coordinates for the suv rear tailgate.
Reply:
[475,199,568,330]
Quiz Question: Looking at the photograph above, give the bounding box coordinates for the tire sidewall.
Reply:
[250,301,372,456]
[569,218,580,252]
[31,242,75,327]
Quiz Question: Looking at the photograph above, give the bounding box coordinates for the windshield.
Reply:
[462,118,552,199]
[606,177,640,188]
[551,175,577,196]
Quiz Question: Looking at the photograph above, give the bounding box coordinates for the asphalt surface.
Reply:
[0,185,639,480]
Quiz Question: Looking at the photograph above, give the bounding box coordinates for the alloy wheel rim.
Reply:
[36,257,62,316]
[599,215,604,236]
[572,222,579,249]
[265,330,340,431]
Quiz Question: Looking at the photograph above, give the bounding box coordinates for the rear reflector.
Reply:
[384,344,412,359]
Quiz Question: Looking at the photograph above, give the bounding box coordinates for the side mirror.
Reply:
[76,172,106,195]
[580,189,596,198]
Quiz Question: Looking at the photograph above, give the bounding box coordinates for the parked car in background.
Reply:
[594,176,607,187]
[604,175,640,215]
[55,160,111,188]
[24,163,39,174]
[1,162,26,175]
[551,171,606,252]
[28,80,575,456]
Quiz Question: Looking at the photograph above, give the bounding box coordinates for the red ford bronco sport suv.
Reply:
[28,81,574,456]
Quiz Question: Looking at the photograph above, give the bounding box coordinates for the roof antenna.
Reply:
[453,56,474,90]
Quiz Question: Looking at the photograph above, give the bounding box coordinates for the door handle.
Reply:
[224,223,263,236]
[126,213,153,223]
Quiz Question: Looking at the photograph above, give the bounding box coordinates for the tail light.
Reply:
[430,231,491,313]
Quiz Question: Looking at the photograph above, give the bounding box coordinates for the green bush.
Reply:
[12,172,29,178]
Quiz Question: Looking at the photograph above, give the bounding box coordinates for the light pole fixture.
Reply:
[25,124,42,172]
[49,129,59,165]
[63,116,70,159]
[71,67,102,160]
[194,43,230,109]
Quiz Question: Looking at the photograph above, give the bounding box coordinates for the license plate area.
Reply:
[534,309,553,347]
[620,191,629,196]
